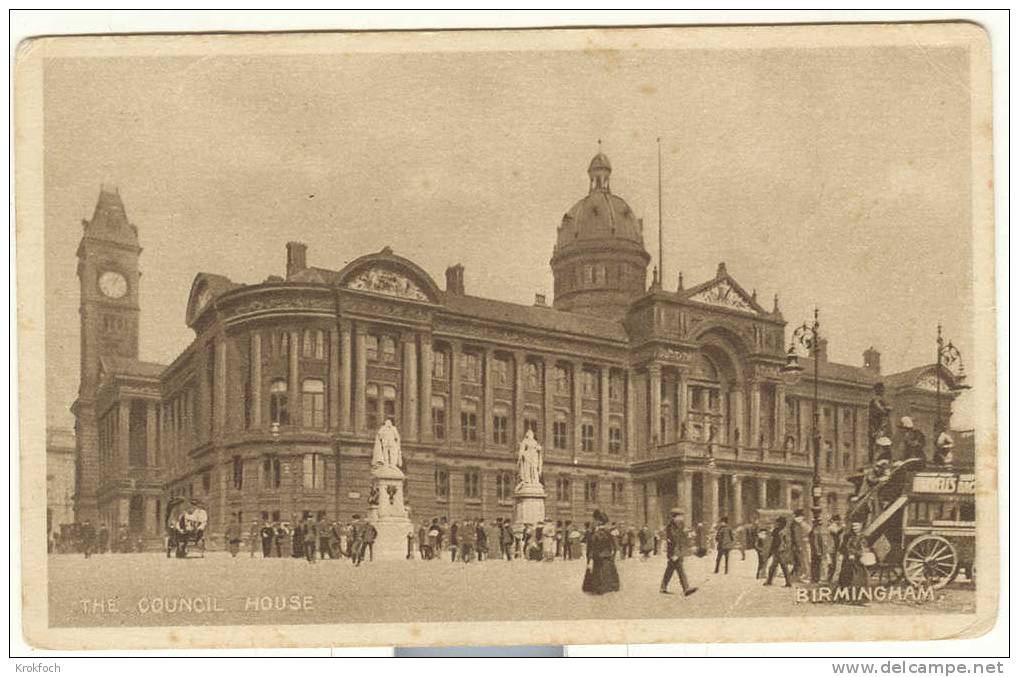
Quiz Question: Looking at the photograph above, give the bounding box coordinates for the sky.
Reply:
[43,43,975,430]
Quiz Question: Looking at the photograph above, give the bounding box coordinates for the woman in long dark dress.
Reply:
[583,509,620,595]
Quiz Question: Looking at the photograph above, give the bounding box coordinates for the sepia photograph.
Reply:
[13,18,999,653]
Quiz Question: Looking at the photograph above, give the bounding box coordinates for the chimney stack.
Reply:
[863,346,881,374]
[286,241,307,278]
[445,264,465,296]
[813,337,829,363]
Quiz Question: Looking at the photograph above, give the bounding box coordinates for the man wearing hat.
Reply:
[900,416,927,466]
[874,435,893,463]
[868,383,893,463]
[660,508,696,596]
[934,431,955,466]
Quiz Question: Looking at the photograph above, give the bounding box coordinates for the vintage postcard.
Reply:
[15,22,997,650]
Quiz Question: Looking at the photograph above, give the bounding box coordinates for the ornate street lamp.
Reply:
[935,323,963,441]
[781,307,822,520]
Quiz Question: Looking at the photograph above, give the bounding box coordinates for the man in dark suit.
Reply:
[259,520,274,558]
[360,519,377,565]
[350,515,363,565]
[713,516,735,574]
[660,508,697,596]
[764,517,794,587]
[316,515,331,559]
[80,520,96,558]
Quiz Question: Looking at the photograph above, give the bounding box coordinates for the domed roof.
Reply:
[556,152,644,248]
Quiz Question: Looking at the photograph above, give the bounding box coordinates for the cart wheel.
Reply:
[902,535,957,589]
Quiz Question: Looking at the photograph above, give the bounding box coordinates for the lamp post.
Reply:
[935,323,963,441]
[781,307,823,521]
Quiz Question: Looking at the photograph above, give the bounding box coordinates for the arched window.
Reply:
[301,379,325,428]
[269,379,289,425]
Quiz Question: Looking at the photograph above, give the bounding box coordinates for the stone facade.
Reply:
[71,155,966,541]
[47,427,76,534]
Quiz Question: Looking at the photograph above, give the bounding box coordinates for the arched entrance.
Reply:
[686,328,748,448]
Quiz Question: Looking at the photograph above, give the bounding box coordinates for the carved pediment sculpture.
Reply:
[346,266,430,302]
[688,280,758,314]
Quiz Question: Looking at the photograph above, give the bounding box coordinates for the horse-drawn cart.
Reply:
[165,497,208,558]
[852,462,975,588]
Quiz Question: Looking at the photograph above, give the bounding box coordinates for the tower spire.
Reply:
[657,137,664,286]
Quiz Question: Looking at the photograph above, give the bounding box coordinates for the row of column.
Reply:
[647,471,808,528]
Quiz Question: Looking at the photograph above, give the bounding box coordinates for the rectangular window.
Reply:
[381,336,397,363]
[365,335,379,362]
[492,410,508,444]
[302,330,314,358]
[303,453,325,490]
[525,362,541,391]
[202,471,212,494]
[524,414,540,439]
[434,468,449,499]
[301,379,326,428]
[554,366,569,395]
[581,421,595,452]
[492,358,509,386]
[611,481,625,505]
[232,455,243,490]
[582,370,597,397]
[461,399,478,442]
[262,456,281,489]
[431,395,446,440]
[496,472,513,501]
[553,413,568,450]
[464,470,480,499]
[608,424,622,454]
[608,373,623,401]
[270,380,290,426]
[315,330,326,360]
[584,480,598,503]
[366,383,379,431]
[555,477,571,503]
[432,351,448,379]
[382,384,397,423]
[461,352,481,383]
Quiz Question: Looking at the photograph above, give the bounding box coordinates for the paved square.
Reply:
[49,550,975,627]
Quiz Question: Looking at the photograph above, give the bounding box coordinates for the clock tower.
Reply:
[73,185,142,521]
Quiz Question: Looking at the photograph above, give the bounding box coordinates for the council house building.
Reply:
[71,151,966,542]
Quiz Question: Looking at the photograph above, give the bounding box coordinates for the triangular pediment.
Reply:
[687,278,760,314]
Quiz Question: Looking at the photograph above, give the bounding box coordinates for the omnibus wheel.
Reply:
[902,535,957,589]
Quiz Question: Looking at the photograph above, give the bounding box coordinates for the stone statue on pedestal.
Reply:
[372,418,403,470]
[513,430,547,530]
[516,429,544,489]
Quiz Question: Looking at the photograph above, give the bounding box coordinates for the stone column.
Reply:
[731,474,743,523]
[646,480,660,529]
[749,381,761,450]
[648,364,662,446]
[730,388,745,450]
[778,478,791,508]
[146,402,158,467]
[449,341,462,442]
[542,357,554,450]
[143,496,156,535]
[288,330,301,425]
[677,369,688,439]
[339,321,353,431]
[482,348,494,446]
[353,326,367,432]
[118,399,131,471]
[571,361,583,457]
[599,367,610,454]
[798,399,811,453]
[513,352,526,442]
[678,471,693,519]
[402,333,418,440]
[215,338,228,435]
[419,335,433,441]
[625,370,636,458]
[706,473,719,526]
[328,329,340,429]
[775,383,786,452]
[855,406,868,467]
[250,332,262,429]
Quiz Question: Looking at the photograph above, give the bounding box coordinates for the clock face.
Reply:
[98,271,128,299]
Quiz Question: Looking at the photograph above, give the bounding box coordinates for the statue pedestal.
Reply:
[513,483,546,530]
[367,465,413,560]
